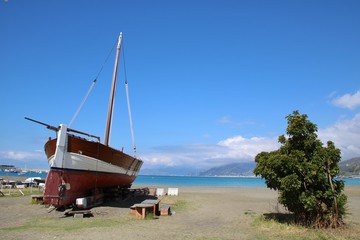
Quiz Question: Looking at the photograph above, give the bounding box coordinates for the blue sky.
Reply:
[1,0,360,174]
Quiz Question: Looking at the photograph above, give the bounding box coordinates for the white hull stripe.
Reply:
[49,152,138,176]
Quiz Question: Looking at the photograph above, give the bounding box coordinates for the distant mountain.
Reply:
[198,157,360,177]
[339,157,360,177]
[199,162,256,177]
[139,157,360,177]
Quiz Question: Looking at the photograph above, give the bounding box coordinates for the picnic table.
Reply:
[141,199,161,216]
[130,199,162,219]
[133,203,155,219]
[31,195,43,204]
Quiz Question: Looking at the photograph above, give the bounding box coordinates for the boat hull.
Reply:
[43,125,143,207]
[44,168,136,206]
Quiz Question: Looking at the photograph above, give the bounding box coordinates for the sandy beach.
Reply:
[1,180,360,239]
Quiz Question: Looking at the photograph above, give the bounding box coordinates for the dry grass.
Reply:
[250,214,360,240]
[0,187,43,197]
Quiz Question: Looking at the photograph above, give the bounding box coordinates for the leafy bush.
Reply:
[254,111,347,228]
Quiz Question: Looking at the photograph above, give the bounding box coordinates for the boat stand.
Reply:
[65,209,93,218]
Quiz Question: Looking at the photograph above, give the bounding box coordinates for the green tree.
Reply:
[254,111,347,228]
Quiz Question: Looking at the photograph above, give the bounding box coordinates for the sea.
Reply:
[1,171,360,187]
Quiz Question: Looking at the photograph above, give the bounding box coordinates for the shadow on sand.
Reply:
[102,194,158,208]
[263,212,296,224]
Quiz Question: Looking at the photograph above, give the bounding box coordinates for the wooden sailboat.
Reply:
[26,33,143,208]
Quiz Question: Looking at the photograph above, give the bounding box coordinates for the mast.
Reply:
[104,32,122,146]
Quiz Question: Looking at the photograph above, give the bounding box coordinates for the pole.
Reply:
[104,32,122,146]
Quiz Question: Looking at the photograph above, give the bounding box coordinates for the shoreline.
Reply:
[1,174,360,192]
[1,174,360,187]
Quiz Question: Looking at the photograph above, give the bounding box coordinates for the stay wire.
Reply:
[95,39,118,80]
[68,39,118,128]
[122,44,137,157]
[122,44,128,83]
[68,79,96,127]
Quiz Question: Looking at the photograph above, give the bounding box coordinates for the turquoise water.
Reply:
[2,171,360,187]
[133,175,360,187]
[0,171,48,179]
[133,175,267,187]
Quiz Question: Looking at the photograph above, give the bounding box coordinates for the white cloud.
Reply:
[140,136,280,170]
[217,136,280,160]
[217,115,255,126]
[331,90,360,110]
[318,113,360,160]
[218,116,231,124]
[140,112,360,172]
[141,144,227,169]
[0,150,44,161]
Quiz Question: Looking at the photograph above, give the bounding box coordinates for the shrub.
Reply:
[254,111,347,228]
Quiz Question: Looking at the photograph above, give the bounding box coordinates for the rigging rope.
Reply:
[68,79,96,127]
[125,80,136,157]
[122,45,137,157]
[68,40,117,128]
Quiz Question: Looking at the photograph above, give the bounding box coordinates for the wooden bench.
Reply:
[141,199,161,216]
[160,205,171,216]
[31,195,43,204]
[133,203,155,219]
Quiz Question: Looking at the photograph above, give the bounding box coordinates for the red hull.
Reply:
[43,132,142,207]
[43,168,136,207]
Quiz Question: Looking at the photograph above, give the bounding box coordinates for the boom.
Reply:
[25,117,100,142]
